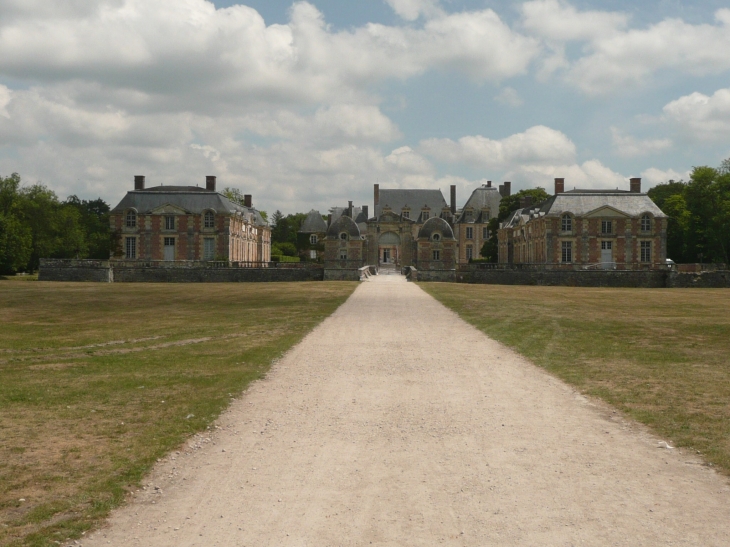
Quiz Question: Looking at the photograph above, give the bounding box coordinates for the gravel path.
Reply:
[86,276,730,546]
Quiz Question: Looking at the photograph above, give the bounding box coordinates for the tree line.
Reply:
[0,173,111,274]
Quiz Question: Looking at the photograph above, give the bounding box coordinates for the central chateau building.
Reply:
[299,182,506,271]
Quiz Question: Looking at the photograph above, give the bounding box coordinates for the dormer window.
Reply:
[482,210,490,221]
[561,214,572,232]
[641,214,651,232]
[402,209,410,219]
[204,211,215,228]
[339,232,348,241]
[126,210,137,228]
[310,234,318,244]
[422,211,430,221]
[432,233,441,242]
[464,210,473,222]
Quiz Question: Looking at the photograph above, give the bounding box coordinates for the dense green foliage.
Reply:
[480,187,550,262]
[0,173,111,274]
[647,163,730,264]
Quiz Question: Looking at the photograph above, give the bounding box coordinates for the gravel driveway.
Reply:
[86,275,730,546]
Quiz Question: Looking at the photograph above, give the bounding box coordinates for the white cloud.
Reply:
[641,167,690,186]
[662,88,730,142]
[0,84,11,118]
[610,127,672,158]
[419,125,576,169]
[520,2,730,95]
[494,87,523,107]
[521,0,628,42]
[507,160,628,191]
[385,0,444,21]
[565,10,730,95]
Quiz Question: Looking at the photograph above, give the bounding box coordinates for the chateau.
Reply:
[498,178,667,269]
[109,176,271,263]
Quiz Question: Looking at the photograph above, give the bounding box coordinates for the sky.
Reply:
[0,0,729,215]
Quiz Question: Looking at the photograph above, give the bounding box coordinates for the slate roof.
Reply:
[327,215,362,239]
[111,186,268,226]
[299,210,328,233]
[456,185,502,223]
[501,190,666,229]
[418,217,455,239]
[375,189,448,219]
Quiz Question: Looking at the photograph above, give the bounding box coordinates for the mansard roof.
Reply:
[111,186,268,226]
[501,189,666,229]
[327,214,361,239]
[456,184,502,223]
[418,217,455,239]
[299,209,328,233]
[375,189,448,218]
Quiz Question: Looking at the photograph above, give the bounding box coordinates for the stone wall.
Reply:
[667,270,730,288]
[460,268,668,288]
[323,268,361,281]
[39,259,112,282]
[415,269,457,282]
[39,259,323,283]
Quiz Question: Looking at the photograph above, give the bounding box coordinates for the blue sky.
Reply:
[0,0,729,214]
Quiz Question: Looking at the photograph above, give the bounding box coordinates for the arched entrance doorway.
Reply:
[379,231,401,267]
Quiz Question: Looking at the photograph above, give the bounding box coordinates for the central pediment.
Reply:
[585,205,630,218]
[150,203,190,215]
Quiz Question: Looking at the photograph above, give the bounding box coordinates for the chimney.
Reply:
[206,175,216,192]
[503,181,511,197]
[327,213,332,227]
[134,175,145,190]
[524,196,533,208]
[374,184,380,209]
[348,200,353,218]
[487,180,492,188]
[244,194,252,208]
[630,177,641,193]
[450,185,456,215]
[554,178,565,195]
[362,205,368,219]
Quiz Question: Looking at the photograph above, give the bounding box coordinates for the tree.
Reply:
[0,212,32,274]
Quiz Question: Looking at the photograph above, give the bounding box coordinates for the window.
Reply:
[482,227,489,239]
[402,210,410,219]
[125,237,136,259]
[432,233,441,242]
[561,214,572,232]
[339,232,348,241]
[641,214,651,232]
[641,241,652,262]
[310,234,318,244]
[483,210,490,221]
[310,250,317,259]
[203,238,215,260]
[601,220,612,234]
[466,245,473,260]
[432,250,440,260]
[339,250,347,260]
[204,211,215,229]
[465,227,473,239]
[126,210,137,228]
[561,241,573,263]
[422,211,429,221]
[465,211,473,222]
[165,216,175,230]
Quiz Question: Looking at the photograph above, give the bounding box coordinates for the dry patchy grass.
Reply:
[0,281,357,547]
[422,284,730,474]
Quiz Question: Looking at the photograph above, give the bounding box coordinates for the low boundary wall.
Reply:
[38,259,112,282]
[37,259,730,287]
[40,259,323,283]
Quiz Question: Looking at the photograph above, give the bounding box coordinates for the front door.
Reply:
[164,237,175,261]
[601,241,612,268]
[382,248,391,263]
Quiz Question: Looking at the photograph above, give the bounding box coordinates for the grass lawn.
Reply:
[421,284,730,475]
[0,281,357,547]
